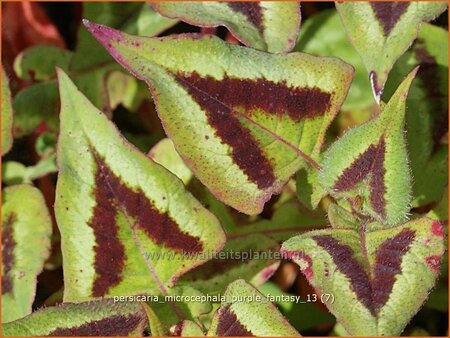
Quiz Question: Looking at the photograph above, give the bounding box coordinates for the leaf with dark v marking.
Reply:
[281,205,445,336]
[152,1,301,53]
[84,21,353,215]
[55,69,225,302]
[319,68,417,225]
[207,280,300,336]
[336,1,446,100]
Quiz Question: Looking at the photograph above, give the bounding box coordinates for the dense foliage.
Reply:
[1,2,448,336]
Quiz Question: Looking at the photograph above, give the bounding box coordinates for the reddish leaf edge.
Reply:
[55,68,227,322]
[81,19,350,215]
[150,2,302,54]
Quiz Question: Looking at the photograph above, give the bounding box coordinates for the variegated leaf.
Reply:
[1,67,13,155]
[281,208,445,336]
[295,9,375,112]
[384,23,448,208]
[2,184,52,323]
[149,140,284,294]
[3,299,148,336]
[55,69,225,302]
[152,1,301,53]
[319,68,417,225]
[207,279,300,336]
[84,21,353,215]
[336,1,447,100]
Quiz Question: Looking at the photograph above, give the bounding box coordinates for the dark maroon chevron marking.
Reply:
[91,153,203,296]
[48,314,145,336]
[216,305,252,336]
[334,137,387,218]
[371,228,415,311]
[2,213,16,294]
[369,138,386,218]
[415,40,448,146]
[228,2,264,34]
[333,144,378,191]
[371,2,410,36]
[178,72,331,122]
[91,158,126,297]
[176,72,331,188]
[313,235,375,315]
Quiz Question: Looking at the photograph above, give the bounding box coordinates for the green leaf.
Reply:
[319,68,417,225]
[281,210,445,336]
[295,9,375,111]
[2,156,57,186]
[13,81,60,136]
[258,282,335,332]
[13,3,177,137]
[295,164,325,210]
[55,69,225,302]
[13,45,72,81]
[2,184,52,323]
[85,21,353,215]
[148,138,193,185]
[178,233,280,295]
[148,285,213,334]
[336,1,447,99]
[207,279,300,336]
[141,303,165,336]
[3,299,148,336]
[384,23,448,208]
[152,1,301,53]
[1,68,13,155]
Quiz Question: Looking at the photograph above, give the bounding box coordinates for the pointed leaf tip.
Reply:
[319,66,418,225]
[82,20,124,48]
[83,22,353,215]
